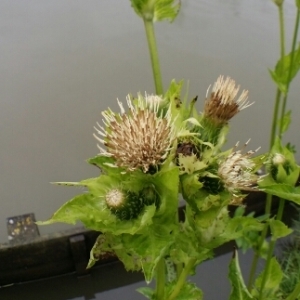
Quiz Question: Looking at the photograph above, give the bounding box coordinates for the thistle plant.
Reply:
[38,0,300,299]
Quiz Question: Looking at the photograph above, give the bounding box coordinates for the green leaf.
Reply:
[151,166,179,219]
[268,219,293,240]
[228,249,253,300]
[269,44,300,94]
[87,234,116,269]
[259,183,300,204]
[213,215,264,249]
[130,0,180,22]
[37,175,158,235]
[123,226,175,282]
[170,216,213,268]
[278,110,292,134]
[136,287,154,299]
[87,155,125,175]
[252,257,283,299]
[165,282,203,300]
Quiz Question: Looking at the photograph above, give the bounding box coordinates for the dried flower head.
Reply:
[94,95,175,172]
[218,140,260,194]
[204,76,253,125]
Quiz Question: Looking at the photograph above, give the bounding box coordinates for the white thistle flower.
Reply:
[93,94,175,172]
[218,140,260,194]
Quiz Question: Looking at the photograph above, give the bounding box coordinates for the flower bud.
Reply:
[200,175,224,195]
[140,185,160,208]
[105,189,144,220]
[269,153,298,185]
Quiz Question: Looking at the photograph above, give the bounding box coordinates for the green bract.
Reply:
[130,0,180,22]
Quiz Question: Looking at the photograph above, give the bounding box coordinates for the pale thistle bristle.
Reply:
[94,94,175,172]
[218,141,260,195]
[204,75,253,124]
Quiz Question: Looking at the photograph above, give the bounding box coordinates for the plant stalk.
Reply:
[167,258,197,300]
[270,89,282,147]
[175,262,183,278]
[248,1,287,289]
[143,18,164,95]
[156,258,166,299]
[279,4,286,63]
[258,199,286,300]
[279,8,300,137]
[247,222,269,289]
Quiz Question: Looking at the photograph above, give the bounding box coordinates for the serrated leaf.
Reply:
[252,257,282,298]
[170,217,213,267]
[268,219,293,240]
[209,215,264,249]
[259,184,300,204]
[165,281,203,300]
[228,249,253,300]
[37,185,157,235]
[87,155,125,175]
[87,234,114,269]
[269,44,300,94]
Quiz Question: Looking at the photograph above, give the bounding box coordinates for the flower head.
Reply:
[105,188,144,220]
[145,94,164,107]
[218,140,260,194]
[204,76,253,125]
[94,94,175,172]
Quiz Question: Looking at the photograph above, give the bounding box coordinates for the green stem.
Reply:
[156,258,166,299]
[248,2,287,287]
[143,18,164,95]
[279,4,286,63]
[175,262,183,279]
[270,89,282,147]
[270,2,285,144]
[247,222,269,290]
[258,199,285,300]
[167,258,196,300]
[247,252,260,290]
[279,8,300,137]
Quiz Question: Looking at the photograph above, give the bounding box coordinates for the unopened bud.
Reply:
[272,153,286,165]
[105,189,144,220]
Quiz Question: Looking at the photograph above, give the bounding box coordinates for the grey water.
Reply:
[0,0,299,298]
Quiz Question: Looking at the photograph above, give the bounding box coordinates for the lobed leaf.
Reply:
[228,249,253,300]
[252,257,283,299]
